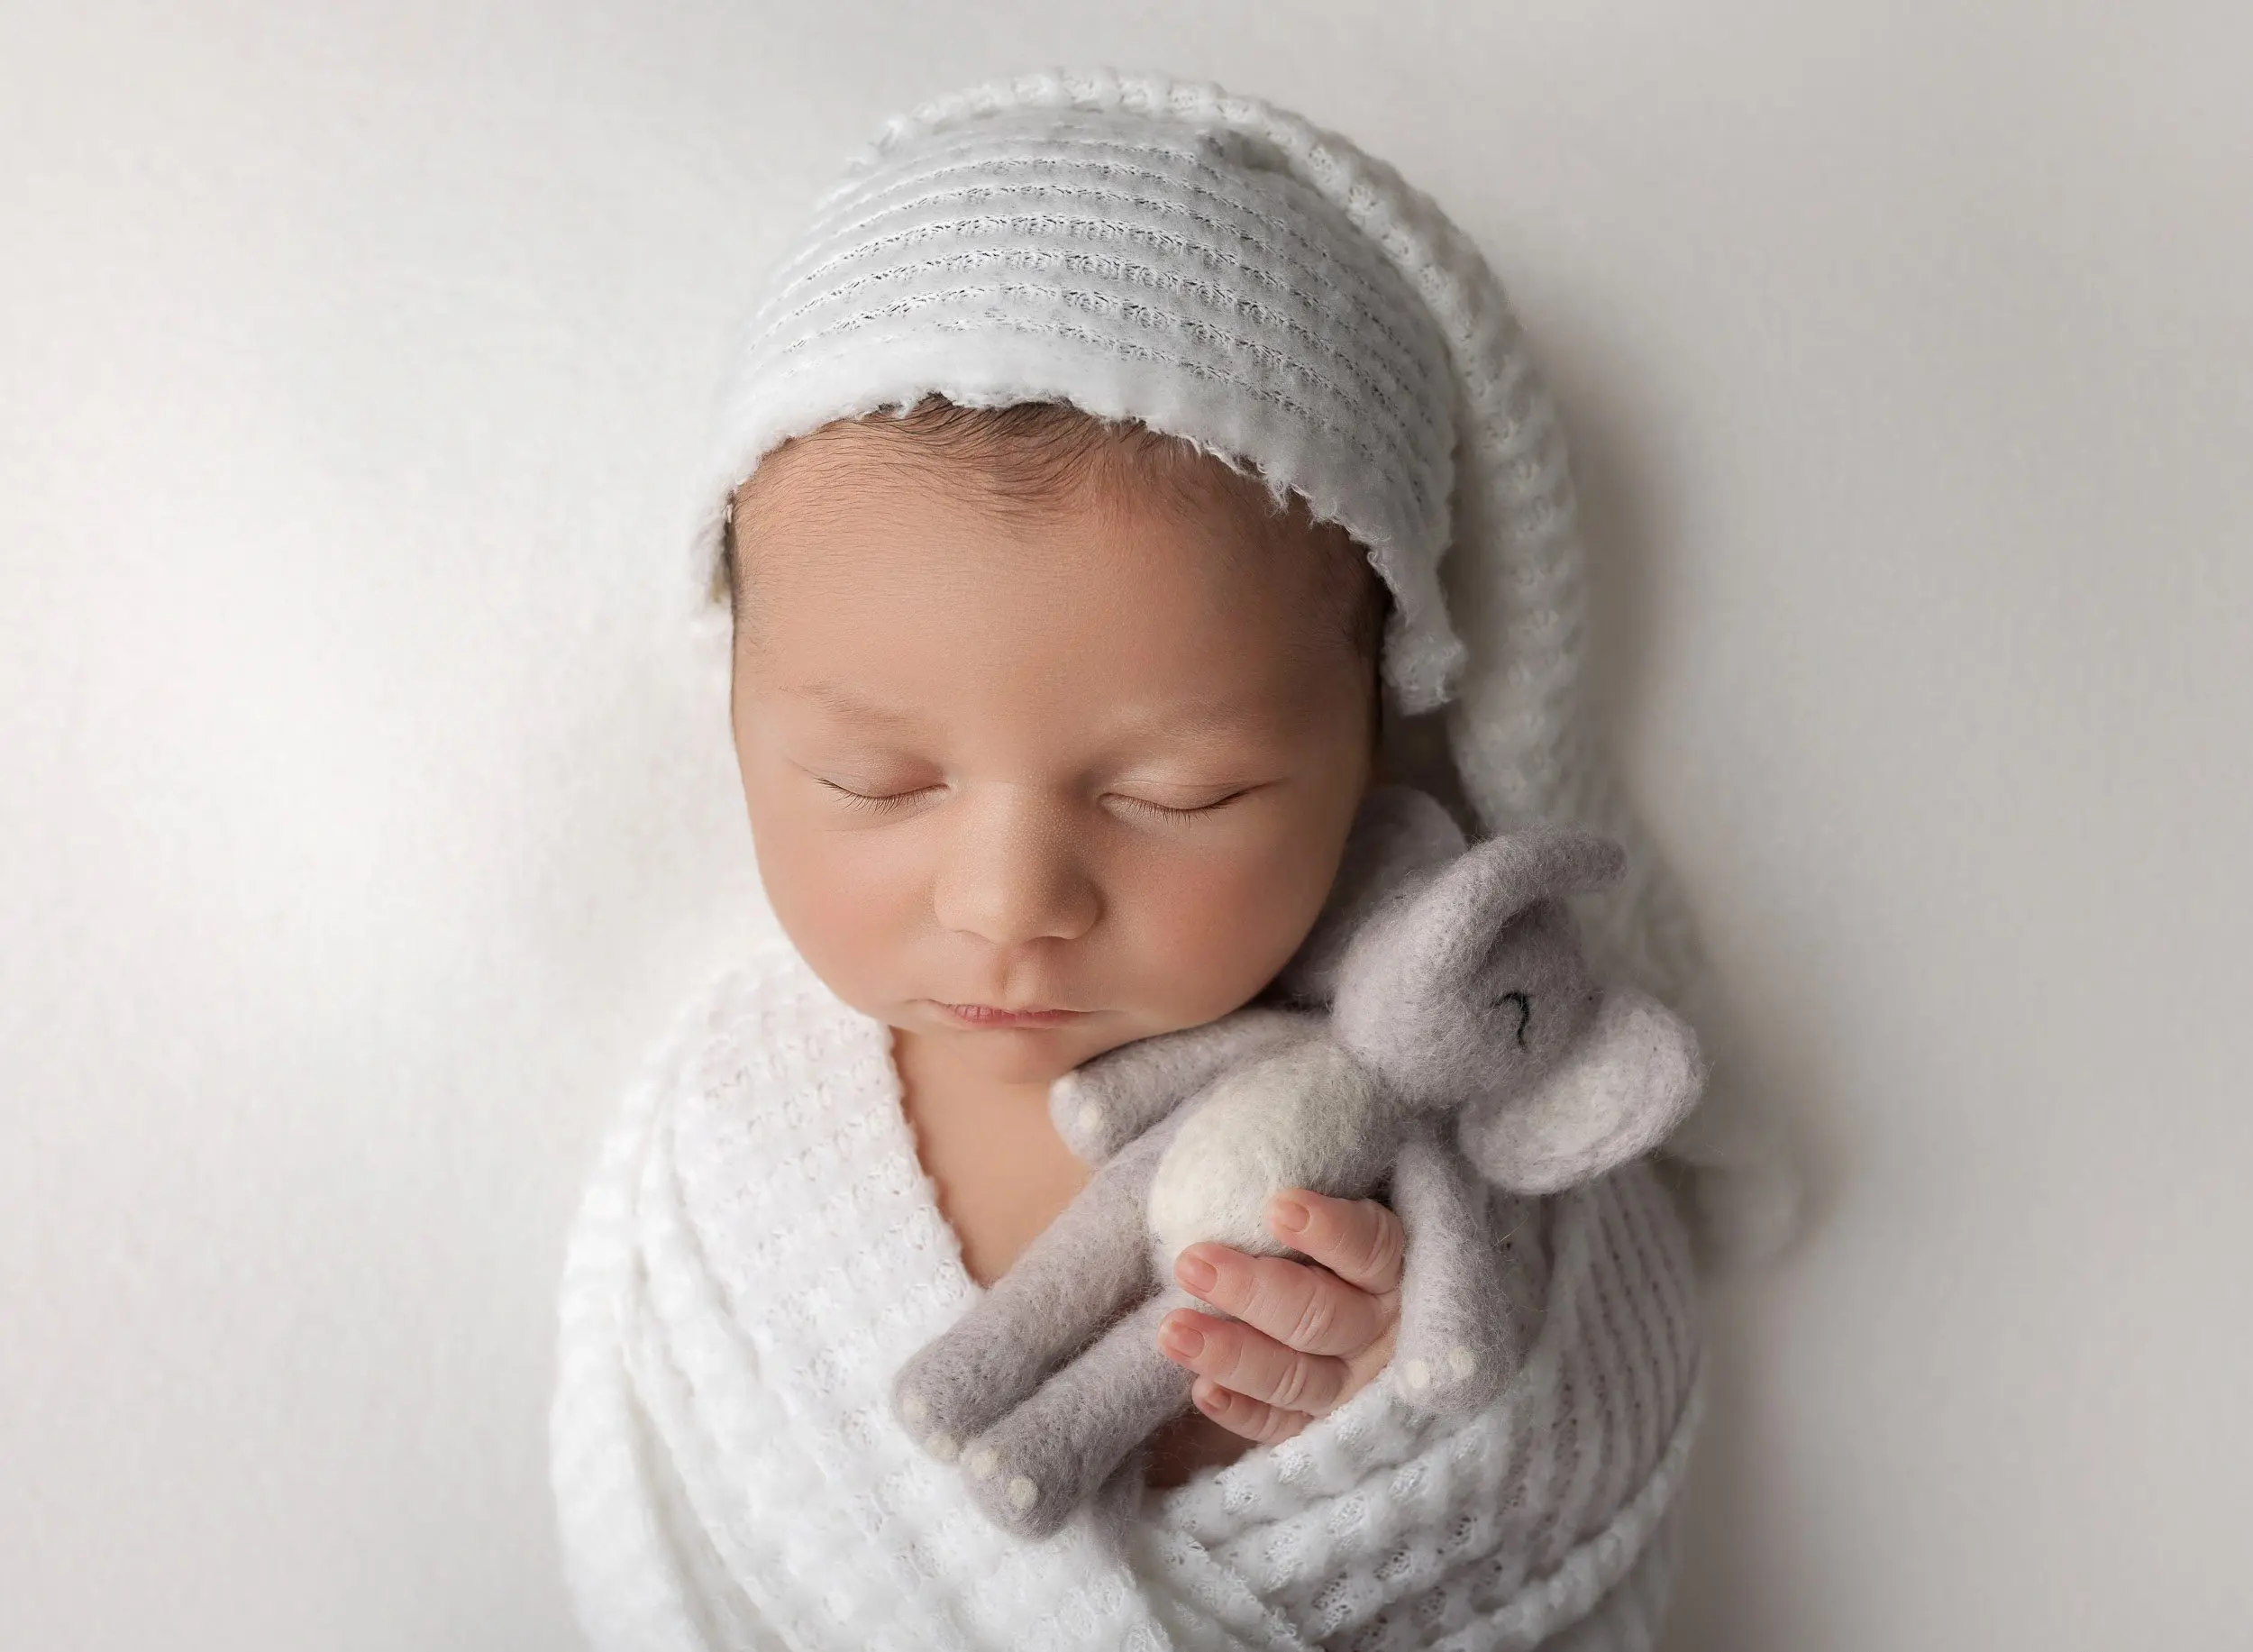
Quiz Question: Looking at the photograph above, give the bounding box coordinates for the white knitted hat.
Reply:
[683,68,1798,1267]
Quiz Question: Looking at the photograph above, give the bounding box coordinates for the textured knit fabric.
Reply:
[550,937,1706,1651]
[676,67,1798,1268]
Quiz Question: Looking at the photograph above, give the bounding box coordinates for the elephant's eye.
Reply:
[1491,990,1532,1048]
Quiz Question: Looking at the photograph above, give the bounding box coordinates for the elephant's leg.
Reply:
[890,1109,1188,1460]
[1051,1007,1318,1164]
[956,1283,1202,1540]
[1388,1121,1527,1413]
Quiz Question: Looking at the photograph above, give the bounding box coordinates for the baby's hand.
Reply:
[1155,1189,1404,1444]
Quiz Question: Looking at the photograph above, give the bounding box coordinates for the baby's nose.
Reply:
[928,787,1099,945]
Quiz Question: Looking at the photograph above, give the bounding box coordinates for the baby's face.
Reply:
[727,424,1377,1087]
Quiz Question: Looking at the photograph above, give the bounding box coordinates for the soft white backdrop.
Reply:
[5,3,2248,1647]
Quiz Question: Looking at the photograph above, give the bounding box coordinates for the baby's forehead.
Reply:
[737,408,1364,581]
[725,401,1390,696]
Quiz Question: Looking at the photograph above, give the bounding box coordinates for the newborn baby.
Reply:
[724,392,1422,1485]
[551,71,1746,1652]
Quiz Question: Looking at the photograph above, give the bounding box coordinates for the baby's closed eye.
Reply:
[806,768,1270,820]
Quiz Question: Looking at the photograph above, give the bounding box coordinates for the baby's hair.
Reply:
[720,396,1392,737]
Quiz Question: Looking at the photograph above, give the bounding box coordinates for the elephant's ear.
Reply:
[1455,986,1707,1195]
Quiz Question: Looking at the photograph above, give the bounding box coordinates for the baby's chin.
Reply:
[923,1020,1110,1086]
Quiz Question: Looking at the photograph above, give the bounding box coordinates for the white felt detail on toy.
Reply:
[1145,1039,1385,1264]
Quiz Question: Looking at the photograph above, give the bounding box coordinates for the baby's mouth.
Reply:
[931,1001,1089,1029]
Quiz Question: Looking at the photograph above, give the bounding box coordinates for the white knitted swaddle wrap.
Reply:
[552,938,1707,1651]
[677,66,1797,1261]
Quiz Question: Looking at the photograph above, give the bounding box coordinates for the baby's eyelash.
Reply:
[1111,790,1247,819]
[816,780,1248,818]
[818,779,930,812]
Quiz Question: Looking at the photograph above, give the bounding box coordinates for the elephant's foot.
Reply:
[957,1290,1197,1539]
[892,1322,1044,1464]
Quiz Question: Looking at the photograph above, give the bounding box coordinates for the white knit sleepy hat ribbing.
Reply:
[685,67,1798,1266]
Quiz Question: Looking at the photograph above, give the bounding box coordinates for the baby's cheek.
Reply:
[753,815,924,995]
[1117,837,1336,1019]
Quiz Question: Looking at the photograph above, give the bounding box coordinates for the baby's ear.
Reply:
[1455,986,1707,1195]
[1272,785,1464,1004]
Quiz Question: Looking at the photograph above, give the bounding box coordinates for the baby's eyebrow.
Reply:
[777,680,1282,745]
[776,680,922,728]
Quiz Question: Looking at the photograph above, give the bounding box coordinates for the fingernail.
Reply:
[1176,1253,1218,1293]
[1268,1195,1310,1235]
[1160,1318,1204,1358]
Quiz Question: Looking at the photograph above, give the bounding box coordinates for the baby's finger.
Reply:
[1266,1189,1405,1296]
[1173,1244,1390,1359]
[1157,1307,1355,1415]
[1190,1376,1311,1446]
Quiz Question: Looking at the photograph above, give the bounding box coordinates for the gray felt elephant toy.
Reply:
[890,784,1708,1540]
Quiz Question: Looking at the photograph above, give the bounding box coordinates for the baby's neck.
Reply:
[889,1028,1091,1288]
